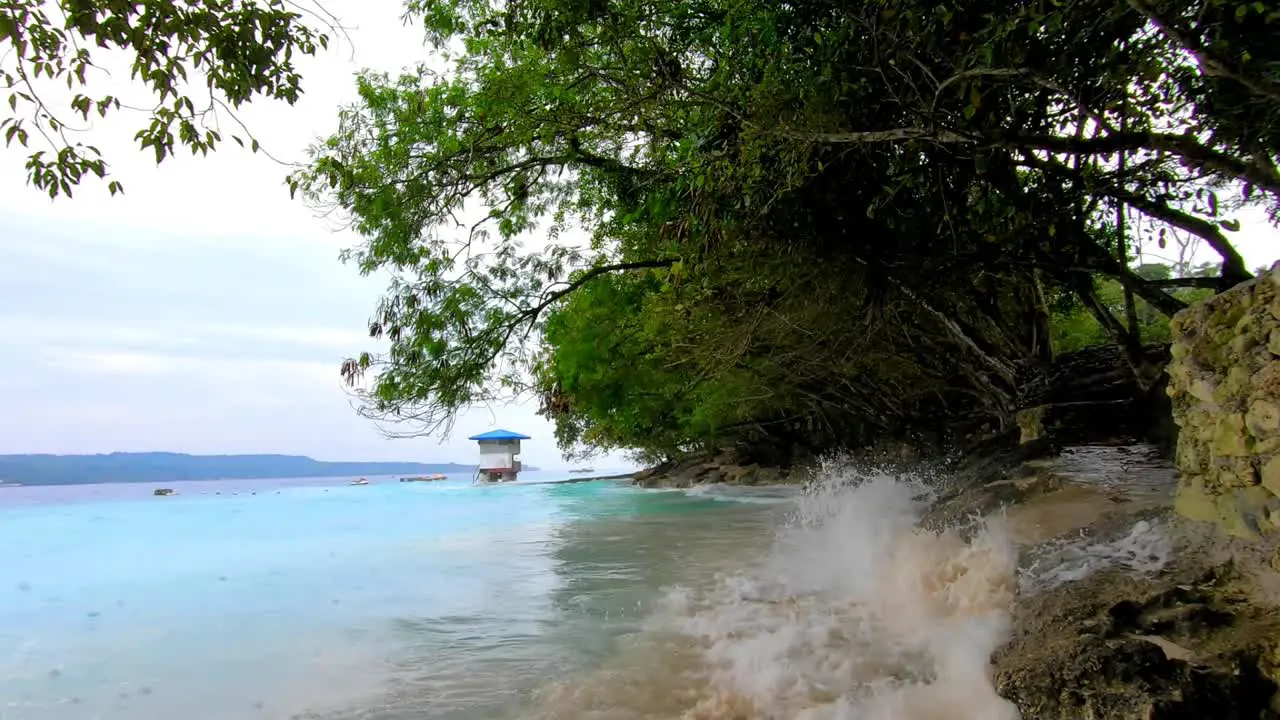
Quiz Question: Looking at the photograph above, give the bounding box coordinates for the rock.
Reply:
[1263,456,1280,499]
[1168,265,1280,536]
[1190,376,1220,405]
[753,466,782,485]
[1174,475,1219,524]
[1174,471,1280,540]
[1133,634,1195,662]
[1174,478,1263,539]
[998,557,1280,719]
[630,449,812,489]
[1248,399,1280,439]
[1212,413,1251,457]
[1016,406,1045,444]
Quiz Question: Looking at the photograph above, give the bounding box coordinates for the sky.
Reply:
[0,2,1275,469]
[0,0,623,470]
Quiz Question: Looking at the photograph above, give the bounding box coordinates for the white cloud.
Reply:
[10,402,148,426]
[0,316,372,352]
[0,0,630,471]
[47,350,175,377]
[43,348,342,385]
[205,323,373,349]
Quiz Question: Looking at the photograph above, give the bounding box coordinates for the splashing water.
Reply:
[526,465,1021,720]
[1019,519,1173,595]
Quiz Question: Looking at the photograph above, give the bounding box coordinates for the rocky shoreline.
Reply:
[632,453,809,489]
[634,442,1280,716]
[627,265,1280,717]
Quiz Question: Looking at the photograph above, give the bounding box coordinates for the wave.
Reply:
[524,461,1022,719]
[683,483,806,505]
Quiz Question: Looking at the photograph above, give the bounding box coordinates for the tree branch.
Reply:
[527,258,679,329]
[880,275,1018,390]
[770,126,973,145]
[1014,131,1280,196]
[566,134,644,176]
[1016,152,1251,285]
[773,124,1280,195]
[1147,276,1223,289]
[1128,0,1280,105]
[1071,275,1162,389]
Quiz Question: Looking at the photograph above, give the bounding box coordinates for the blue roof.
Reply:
[467,429,531,441]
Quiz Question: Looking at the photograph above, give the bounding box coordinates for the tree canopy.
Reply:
[1,0,335,197]
[295,0,1279,461]
[19,0,1273,462]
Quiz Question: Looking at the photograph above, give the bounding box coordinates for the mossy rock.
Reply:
[1176,479,1280,539]
[1212,413,1251,457]
[1017,405,1046,444]
[1262,456,1280,499]
[1248,399,1280,440]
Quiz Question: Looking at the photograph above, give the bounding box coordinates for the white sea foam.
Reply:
[684,483,806,505]
[530,462,1022,719]
[1019,519,1173,595]
[674,465,1018,719]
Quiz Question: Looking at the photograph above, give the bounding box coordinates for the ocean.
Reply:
[0,472,783,719]
[0,467,1044,720]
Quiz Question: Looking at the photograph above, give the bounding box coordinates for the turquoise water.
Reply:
[0,474,782,720]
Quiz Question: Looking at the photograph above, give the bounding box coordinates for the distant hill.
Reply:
[0,452,538,486]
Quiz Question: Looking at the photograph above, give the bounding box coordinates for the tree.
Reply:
[1,0,336,197]
[299,0,1279,458]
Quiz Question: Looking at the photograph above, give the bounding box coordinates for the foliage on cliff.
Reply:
[295,0,1280,459]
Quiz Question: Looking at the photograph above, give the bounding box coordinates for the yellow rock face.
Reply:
[1170,262,1280,535]
[1262,455,1280,499]
[1212,413,1251,457]
[1268,328,1280,357]
[1247,399,1280,440]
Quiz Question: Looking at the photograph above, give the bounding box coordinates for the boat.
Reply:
[153,488,176,496]
[569,467,596,474]
[350,478,371,486]
[399,473,448,482]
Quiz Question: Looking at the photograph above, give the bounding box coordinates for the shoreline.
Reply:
[629,439,1280,716]
[502,472,637,486]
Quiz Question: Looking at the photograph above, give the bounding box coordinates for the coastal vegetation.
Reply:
[5,1,1278,465]
[293,0,1279,464]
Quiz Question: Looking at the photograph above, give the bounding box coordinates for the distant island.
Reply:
[0,452,538,486]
